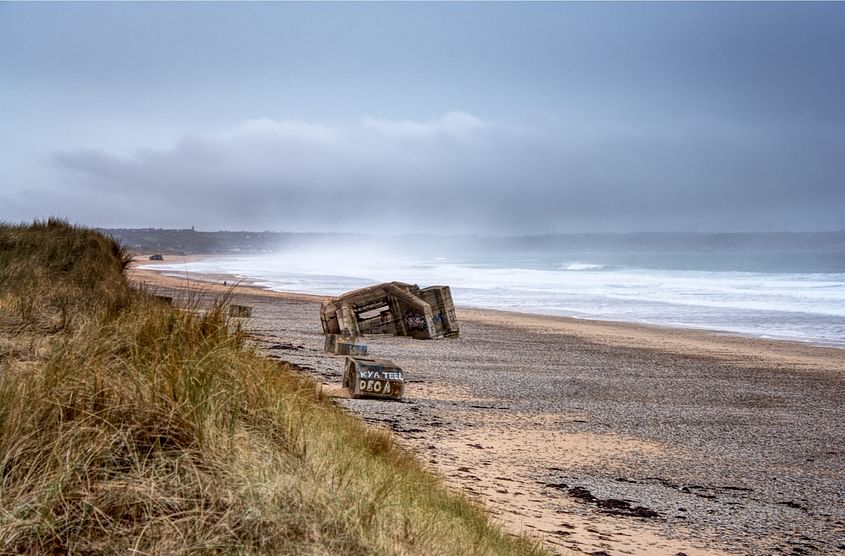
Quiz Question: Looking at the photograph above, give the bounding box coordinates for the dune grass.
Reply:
[0,220,546,555]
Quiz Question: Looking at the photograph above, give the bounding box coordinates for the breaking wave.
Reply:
[561,262,608,271]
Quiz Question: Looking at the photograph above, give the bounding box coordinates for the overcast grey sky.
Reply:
[2,2,844,233]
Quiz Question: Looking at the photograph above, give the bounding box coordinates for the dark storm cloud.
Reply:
[47,113,845,233]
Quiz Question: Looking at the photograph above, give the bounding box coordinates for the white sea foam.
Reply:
[562,262,607,271]
[145,250,845,347]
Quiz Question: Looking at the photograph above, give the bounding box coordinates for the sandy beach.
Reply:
[129,260,845,555]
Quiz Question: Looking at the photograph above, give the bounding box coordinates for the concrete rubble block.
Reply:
[324,334,368,356]
[229,304,252,318]
[320,281,459,340]
[342,356,405,400]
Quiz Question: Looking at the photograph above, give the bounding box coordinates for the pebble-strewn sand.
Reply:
[130,262,845,556]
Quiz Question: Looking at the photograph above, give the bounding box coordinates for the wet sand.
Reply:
[129,261,845,555]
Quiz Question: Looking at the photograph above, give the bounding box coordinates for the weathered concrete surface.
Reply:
[324,333,368,356]
[342,356,405,399]
[228,304,252,318]
[320,282,459,340]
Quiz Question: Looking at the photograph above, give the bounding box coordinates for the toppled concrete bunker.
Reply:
[320,282,459,340]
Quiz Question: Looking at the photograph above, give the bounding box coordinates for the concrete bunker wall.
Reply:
[320,281,459,340]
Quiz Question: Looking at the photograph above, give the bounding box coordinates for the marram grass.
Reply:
[0,220,547,555]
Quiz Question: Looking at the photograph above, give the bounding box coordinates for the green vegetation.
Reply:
[0,220,545,554]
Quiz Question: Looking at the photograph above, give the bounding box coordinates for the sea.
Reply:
[143,234,845,348]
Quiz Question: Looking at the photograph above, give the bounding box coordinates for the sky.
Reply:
[2,2,844,234]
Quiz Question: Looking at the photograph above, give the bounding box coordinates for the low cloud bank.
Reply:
[41,112,845,233]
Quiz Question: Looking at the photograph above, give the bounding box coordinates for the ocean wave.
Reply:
[561,262,608,271]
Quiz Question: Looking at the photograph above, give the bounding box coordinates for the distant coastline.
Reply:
[107,227,845,259]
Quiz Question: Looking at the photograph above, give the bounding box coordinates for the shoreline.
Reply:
[135,253,845,352]
[132,257,845,373]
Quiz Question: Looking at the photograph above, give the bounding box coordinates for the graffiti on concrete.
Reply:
[320,281,459,340]
[342,356,405,399]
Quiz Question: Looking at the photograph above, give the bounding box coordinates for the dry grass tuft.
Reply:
[0,221,546,555]
[0,218,132,330]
